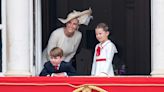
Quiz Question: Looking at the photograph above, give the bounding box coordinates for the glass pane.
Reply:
[0,30,1,72]
[0,0,1,24]
[0,0,2,72]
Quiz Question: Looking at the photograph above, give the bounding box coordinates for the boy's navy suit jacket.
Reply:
[39,61,76,76]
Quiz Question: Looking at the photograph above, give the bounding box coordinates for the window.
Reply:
[0,0,7,75]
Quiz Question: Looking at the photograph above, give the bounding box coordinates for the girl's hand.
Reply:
[98,72,108,77]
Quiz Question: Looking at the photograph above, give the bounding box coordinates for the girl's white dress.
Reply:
[91,40,118,76]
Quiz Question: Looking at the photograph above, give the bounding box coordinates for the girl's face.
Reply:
[50,56,62,65]
[66,18,79,33]
[95,28,109,43]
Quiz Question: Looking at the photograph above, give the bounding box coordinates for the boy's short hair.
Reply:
[96,23,109,32]
[49,47,63,58]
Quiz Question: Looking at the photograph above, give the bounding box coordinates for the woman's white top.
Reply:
[42,27,82,63]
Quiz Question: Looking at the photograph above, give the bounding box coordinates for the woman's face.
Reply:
[95,28,109,43]
[66,18,79,33]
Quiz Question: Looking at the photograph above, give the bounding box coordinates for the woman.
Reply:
[42,8,92,69]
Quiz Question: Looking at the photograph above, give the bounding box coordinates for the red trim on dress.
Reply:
[96,58,106,62]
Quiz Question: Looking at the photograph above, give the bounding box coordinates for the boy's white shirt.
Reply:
[91,40,118,77]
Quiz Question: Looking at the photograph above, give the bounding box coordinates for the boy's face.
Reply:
[50,56,62,65]
[95,28,109,43]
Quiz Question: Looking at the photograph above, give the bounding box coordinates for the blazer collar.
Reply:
[99,40,110,48]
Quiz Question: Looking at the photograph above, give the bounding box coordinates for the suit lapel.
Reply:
[59,62,66,72]
[46,61,55,73]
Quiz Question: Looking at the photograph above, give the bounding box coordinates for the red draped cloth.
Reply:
[0,76,164,92]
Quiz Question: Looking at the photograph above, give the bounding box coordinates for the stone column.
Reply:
[151,0,164,76]
[5,0,33,76]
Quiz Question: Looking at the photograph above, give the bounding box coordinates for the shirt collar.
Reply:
[99,40,110,48]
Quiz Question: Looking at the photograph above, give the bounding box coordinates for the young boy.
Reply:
[39,47,76,76]
[91,23,118,77]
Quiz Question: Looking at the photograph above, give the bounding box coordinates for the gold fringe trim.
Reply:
[73,85,107,92]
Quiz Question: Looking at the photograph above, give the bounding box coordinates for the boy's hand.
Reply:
[50,72,67,77]
[55,72,66,76]
[51,73,55,77]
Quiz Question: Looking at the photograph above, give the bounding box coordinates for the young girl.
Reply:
[91,23,118,77]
